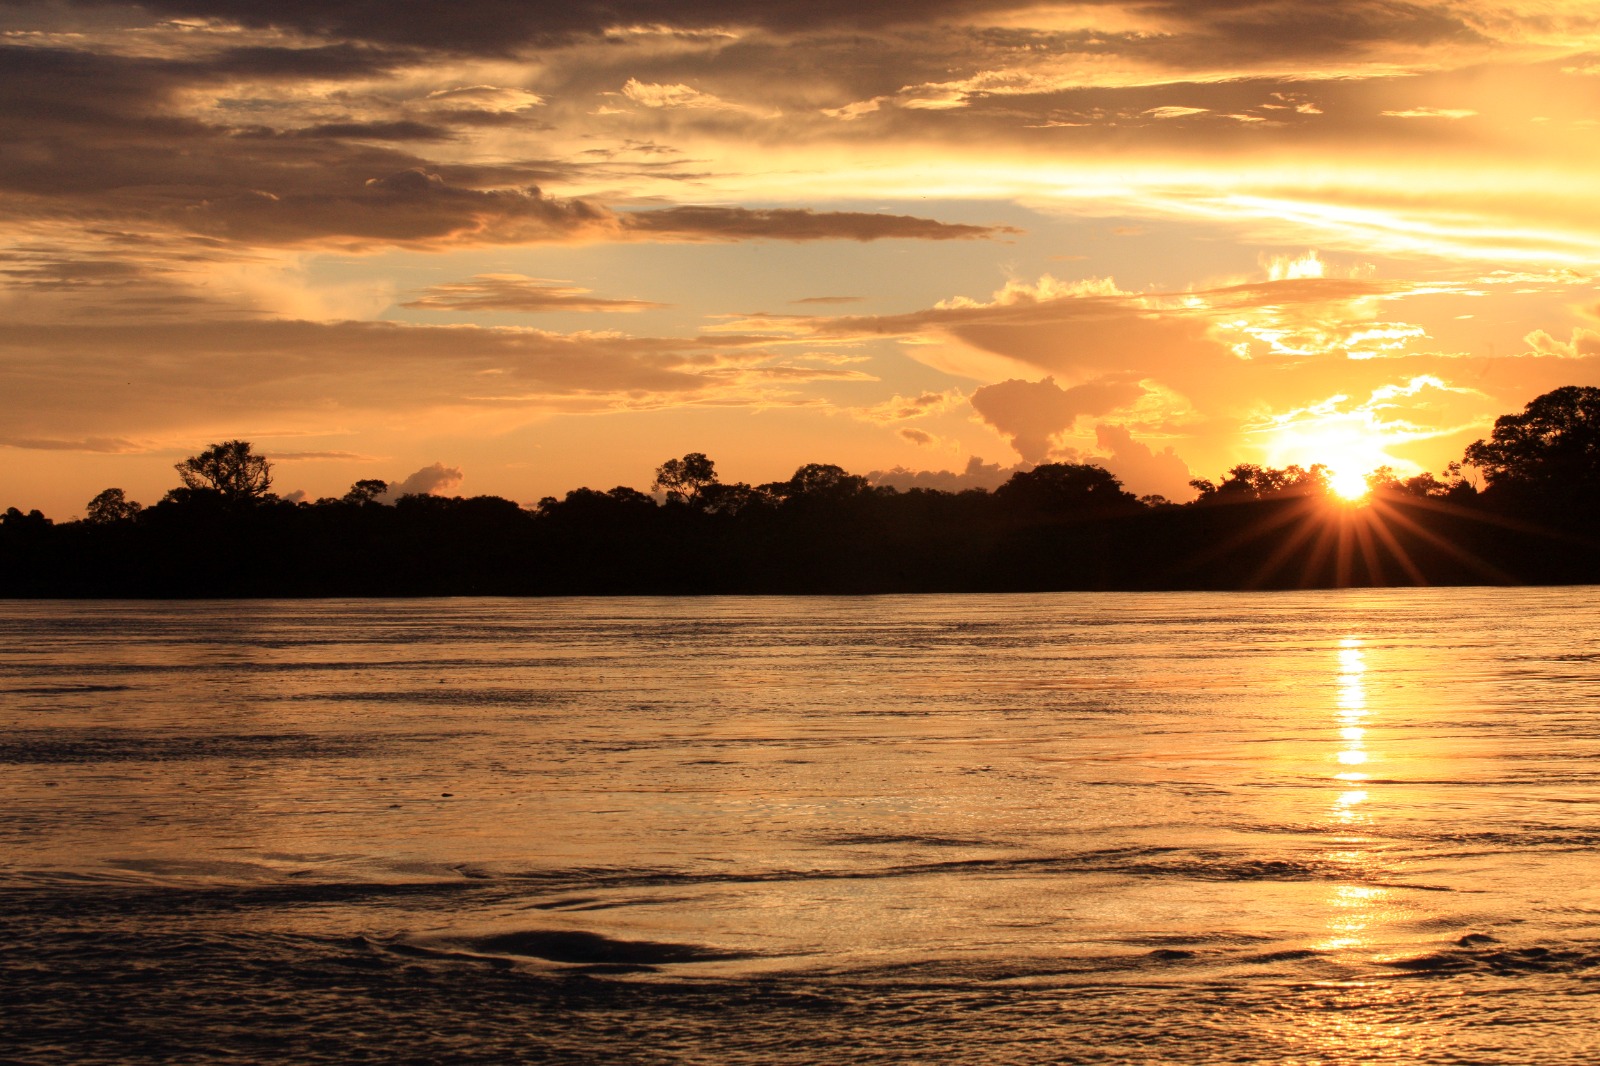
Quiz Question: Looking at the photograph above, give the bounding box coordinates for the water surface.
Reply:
[4,590,1599,1063]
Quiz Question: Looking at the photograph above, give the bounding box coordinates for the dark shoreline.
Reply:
[7,490,1600,598]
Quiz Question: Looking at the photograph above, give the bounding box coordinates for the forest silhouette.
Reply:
[6,387,1600,597]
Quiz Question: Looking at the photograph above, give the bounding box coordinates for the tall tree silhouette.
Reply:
[995,462,1139,514]
[652,452,718,507]
[85,487,142,523]
[341,479,388,505]
[1465,385,1600,490]
[174,441,273,502]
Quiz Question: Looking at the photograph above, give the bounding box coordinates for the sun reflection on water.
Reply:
[1320,637,1383,959]
[1292,635,1405,1060]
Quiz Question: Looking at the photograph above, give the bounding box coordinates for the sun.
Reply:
[1328,467,1371,501]
[1263,416,1402,503]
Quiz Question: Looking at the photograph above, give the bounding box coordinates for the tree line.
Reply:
[5,386,1600,596]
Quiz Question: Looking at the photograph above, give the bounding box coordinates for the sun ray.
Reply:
[1350,511,1387,586]
[1366,498,1519,584]
[1358,506,1429,585]
[1244,503,1327,588]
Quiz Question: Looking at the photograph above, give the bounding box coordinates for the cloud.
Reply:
[898,427,935,445]
[620,79,760,114]
[1092,424,1194,500]
[1380,108,1478,119]
[401,275,667,313]
[422,85,544,111]
[808,270,1409,402]
[0,317,863,439]
[1524,327,1600,358]
[970,375,1147,462]
[292,120,456,141]
[171,170,1014,248]
[188,170,616,246]
[868,455,1025,493]
[855,387,967,425]
[273,450,375,460]
[0,39,1011,252]
[0,436,144,453]
[380,462,463,501]
[64,0,1026,55]
[621,206,1015,243]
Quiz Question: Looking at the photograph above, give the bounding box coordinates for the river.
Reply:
[3,591,1599,1063]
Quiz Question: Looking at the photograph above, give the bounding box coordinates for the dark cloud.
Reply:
[0,39,1011,251]
[1141,0,1485,63]
[62,0,1020,54]
[292,120,456,141]
[205,42,413,78]
[51,0,1486,66]
[622,205,1015,242]
[970,375,1147,462]
[188,171,615,245]
[0,255,152,291]
[179,171,1009,247]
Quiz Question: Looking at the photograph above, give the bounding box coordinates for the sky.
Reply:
[6,0,1600,516]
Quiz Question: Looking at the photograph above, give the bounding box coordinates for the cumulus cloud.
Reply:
[808,270,1414,407]
[380,462,464,501]
[868,455,1026,493]
[1093,424,1194,501]
[970,376,1147,462]
[402,275,666,313]
[898,427,936,445]
[1524,327,1600,358]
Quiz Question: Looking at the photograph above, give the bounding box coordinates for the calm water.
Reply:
[3,590,1600,1064]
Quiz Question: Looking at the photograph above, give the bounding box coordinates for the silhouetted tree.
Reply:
[539,485,658,519]
[767,463,872,503]
[342,479,388,505]
[2,506,51,530]
[1364,466,1464,499]
[174,440,273,503]
[995,462,1138,514]
[1464,385,1600,490]
[1190,464,1329,501]
[699,482,771,515]
[652,452,718,507]
[85,487,142,523]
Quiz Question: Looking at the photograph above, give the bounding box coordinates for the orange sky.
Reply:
[5,0,1600,515]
